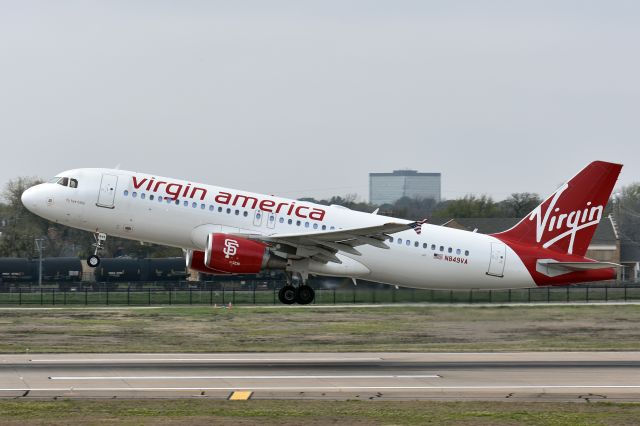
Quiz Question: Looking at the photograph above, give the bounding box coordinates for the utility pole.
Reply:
[34,238,45,288]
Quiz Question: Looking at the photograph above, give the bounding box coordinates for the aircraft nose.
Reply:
[21,185,41,213]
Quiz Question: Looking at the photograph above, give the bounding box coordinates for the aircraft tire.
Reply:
[87,255,101,268]
[295,285,315,305]
[278,285,297,305]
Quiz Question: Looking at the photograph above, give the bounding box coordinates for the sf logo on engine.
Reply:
[223,239,239,259]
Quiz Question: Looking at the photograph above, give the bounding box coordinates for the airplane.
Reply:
[21,161,622,305]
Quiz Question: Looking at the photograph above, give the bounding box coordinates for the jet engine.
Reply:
[186,233,286,275]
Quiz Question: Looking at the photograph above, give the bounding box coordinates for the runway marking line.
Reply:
[48,375,441,380]
[3,385,640,391]
[228,391,253,400]
[30,357,382,363]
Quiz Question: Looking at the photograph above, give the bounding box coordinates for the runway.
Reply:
[1,352,640,401]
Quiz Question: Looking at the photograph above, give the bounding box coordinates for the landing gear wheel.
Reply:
[87,255,101,268]
[295,285,315,305]
[278,286,297,305]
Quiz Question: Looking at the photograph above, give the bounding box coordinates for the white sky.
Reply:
[1,1,638,202]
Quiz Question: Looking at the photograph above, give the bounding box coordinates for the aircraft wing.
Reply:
[240,222,413,264]
[536,259,621,277]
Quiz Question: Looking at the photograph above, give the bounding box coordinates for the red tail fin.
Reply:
[492,161,622,256]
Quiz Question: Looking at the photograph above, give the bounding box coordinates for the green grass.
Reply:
[1,304,640,353]
[1,400,640,425]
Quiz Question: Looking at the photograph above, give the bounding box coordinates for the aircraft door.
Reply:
[253,210,263,226]
[96,174,118,209]
[266,212,276,229]
[487,242,506,277]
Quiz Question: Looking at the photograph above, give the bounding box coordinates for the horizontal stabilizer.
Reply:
[536,259,621,277]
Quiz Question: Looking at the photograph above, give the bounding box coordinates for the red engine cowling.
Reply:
[186,249,231,275]
[205,233,268,274]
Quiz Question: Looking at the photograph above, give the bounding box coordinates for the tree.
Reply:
[615,183,640,243]
[432,195,499,218]
[499,192,541,217]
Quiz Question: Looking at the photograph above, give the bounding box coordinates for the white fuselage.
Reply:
[21,168,536,290]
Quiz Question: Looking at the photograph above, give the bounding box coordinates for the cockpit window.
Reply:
[49,176,61,183]
[52,176,79,188]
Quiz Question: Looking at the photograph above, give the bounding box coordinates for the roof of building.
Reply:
[370,170,441,177]
[436,216,618,245]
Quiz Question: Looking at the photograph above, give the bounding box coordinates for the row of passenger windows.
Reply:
[122,190,337,231]
[123,190,469,256]
[387,236,470,257]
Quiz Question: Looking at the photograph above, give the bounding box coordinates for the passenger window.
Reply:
[296,220,301,226]
[158,196,163,202]
[431,244,436,250]
[226,208,231,214]
[305,222,310,228]
[201,204,206,209]
[456,248,461,255]
[244,211,248,217]
[398,238,402,244]
[465,250,470,256]
[389,237,394,243]
[124,190,129,196]
[414,241,419,247]
[406,240,411,246]
[423,243,427,249]
[141,193,145,200]
[288,219,293,225]
[184,201,189,207]
[322,225,326,230]
[330,226,335,230]
[209,205,214,211]
[218,207,223,212]
[175,199,180,205]
[313,223,318,229]
[448,247,452,253]
[192,202,197,208]
[150,195,154,201]
[235,209,239,215]
[132,192,137,198]
[279,217,285,223]
[439,246,444,252]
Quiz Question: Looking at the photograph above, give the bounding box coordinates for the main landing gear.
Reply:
[87,232,107,268]
[278,272,315,305]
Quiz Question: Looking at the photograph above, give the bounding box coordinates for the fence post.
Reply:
[232,288,236,305]
[106,288,109,306]
[566,286,569,303]
[253,283,256,305]
[547,287,550,303]
[605,286,608,302]
[149,288,152,305]
[52,289,55,306]
[169,289,172,306]
[508,289,511,303]
[127,286,130,306]
[85,288,88,306]
[19,288,21,306]
[333,288,336,305]
[64,289,67,306]
[489,290,492,303]
[222,285,225,304]
[469,290,473,304]
[528,288,531,303]
[372,288,376,304]
[189,288,192,305]
[210,286,213,305]
[625,285,627,302]
[586,286,589,303]
[40,288,43,306]
[273,286,276,305]
[450,290,453,304]
[353,287,356,304]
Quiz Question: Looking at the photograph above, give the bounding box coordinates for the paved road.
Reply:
[1,352,640,401]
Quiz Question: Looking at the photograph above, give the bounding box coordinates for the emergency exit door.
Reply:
[96,174,118,209]
[487,242,506,277]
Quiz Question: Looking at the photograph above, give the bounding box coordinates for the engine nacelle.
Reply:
[186,249,231,275]
[187,234,287,275]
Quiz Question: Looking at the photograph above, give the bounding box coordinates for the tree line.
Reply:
[1,177,639,258]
